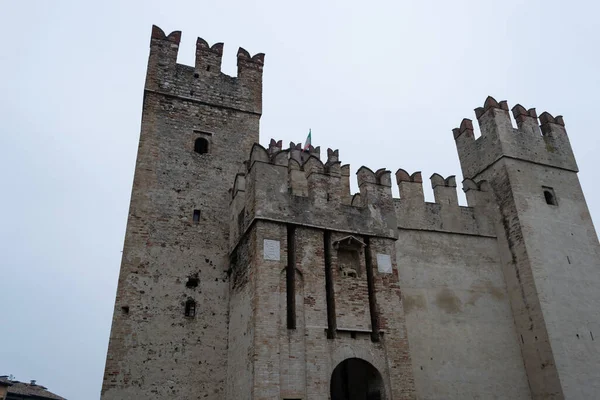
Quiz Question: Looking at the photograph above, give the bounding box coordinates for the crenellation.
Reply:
[268,138,283,155]
[147,26,181,91]
[236,47,264,107]
[308,145,321,160]
[195,37,224,75]
[511,104,540,135]
[228,144,400,246]
[430,173,458,207]
[454,96,578,180]
[396,169,424,205]
[146,25,263,115]
[326,148,339,163]
[303,155,325,176]
[271,148,288,166]
[475,96,513,141]
[357,167,394,217]
[151,25,181,43]
[289,141,303,163]
[462,178,492,208]
[393,169,495,236]
[356,166,377,186]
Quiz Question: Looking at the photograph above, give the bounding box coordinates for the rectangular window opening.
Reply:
[193,209,201,223]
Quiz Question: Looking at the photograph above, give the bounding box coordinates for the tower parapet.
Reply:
[453,96,577,179]
[392,169,496,237]
[229,141,398,249]
[146,25,264,115]
[229,139,499,247]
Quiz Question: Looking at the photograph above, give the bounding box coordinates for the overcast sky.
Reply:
[1,0,599,399]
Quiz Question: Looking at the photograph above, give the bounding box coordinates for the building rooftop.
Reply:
[0,376,66,400]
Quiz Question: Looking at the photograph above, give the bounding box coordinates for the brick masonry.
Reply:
[101,26,600,400]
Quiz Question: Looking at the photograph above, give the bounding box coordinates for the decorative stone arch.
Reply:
[329,346,390,399]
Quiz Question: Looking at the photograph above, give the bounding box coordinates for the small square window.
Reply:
[543,186,557,206]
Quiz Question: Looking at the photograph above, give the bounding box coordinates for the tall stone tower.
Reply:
[101,26,264,399]
[454,97,600,399]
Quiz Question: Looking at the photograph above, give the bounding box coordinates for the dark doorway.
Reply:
[330,358,384,400]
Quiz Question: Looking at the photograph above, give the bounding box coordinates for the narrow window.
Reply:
[206,65,211,71]
[543,187,557,206]
[185,299,196,317]
[194,138,209,154]
[193,209,201,223]
[121,306,129,314]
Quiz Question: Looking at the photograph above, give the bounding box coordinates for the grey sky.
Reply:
[1,0,598,398]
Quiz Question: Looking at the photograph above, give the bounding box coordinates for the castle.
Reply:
[101,25,600,400]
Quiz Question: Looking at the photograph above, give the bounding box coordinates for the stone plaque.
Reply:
[263,239,280,261]
[376,253,392,274]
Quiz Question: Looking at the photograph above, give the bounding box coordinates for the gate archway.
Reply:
[330,358,385,400]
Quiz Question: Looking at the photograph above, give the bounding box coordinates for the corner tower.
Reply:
[454,97,600,399]
[101,26,264,399]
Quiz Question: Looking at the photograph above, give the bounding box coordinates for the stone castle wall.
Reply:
[102,25,600,400]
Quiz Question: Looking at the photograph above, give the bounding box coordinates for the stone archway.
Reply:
[330,358,385,400]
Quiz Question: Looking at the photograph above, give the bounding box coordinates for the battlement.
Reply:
[453,96,577,179]
[146,25,264,115]
[229,140,499,249]
[394,170,496,236]
[229,141,398,249]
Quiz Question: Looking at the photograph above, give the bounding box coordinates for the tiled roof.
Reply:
[0,377,66,400]
[0,377,13,387]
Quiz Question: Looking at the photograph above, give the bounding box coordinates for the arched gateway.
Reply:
[330,358,385,400]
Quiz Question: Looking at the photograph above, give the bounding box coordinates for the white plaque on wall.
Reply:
[376,253,392,274]
[263,239,281,261]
